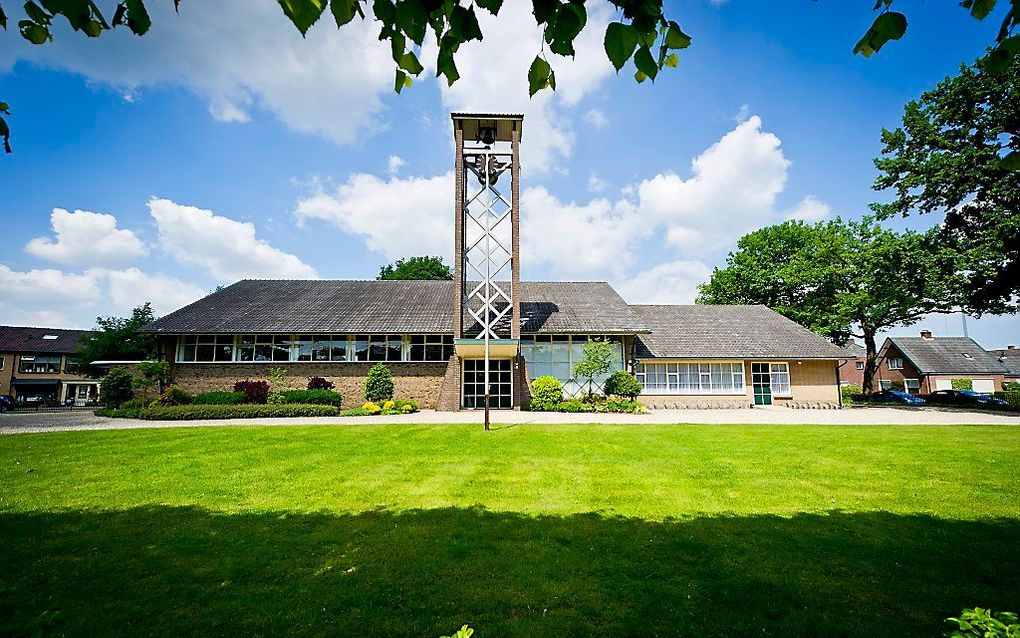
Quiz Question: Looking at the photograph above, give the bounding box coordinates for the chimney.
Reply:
[920,330,933,340]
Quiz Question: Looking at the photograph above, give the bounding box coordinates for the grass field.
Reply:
[1,423,1018,636]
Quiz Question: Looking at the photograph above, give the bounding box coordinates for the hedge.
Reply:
[992,391,1020,410]
[96,404,339,420]
[279,389,343,406]
[192,391,247,405]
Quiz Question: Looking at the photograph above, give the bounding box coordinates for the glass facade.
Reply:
[634,362,745,394]
[177,334,452,363]
[519,335,624,396]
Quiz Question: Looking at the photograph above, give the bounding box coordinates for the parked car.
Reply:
[869,390,926,406]
[924,389,1009,408]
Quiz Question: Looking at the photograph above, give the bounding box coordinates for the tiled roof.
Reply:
[884,337,1009,375]
[0,326,92,354]
[631,305,851,360]
[987,349,1020,376]
[143,280,648,335]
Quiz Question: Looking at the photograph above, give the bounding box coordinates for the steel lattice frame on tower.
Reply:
[451,113,524,414]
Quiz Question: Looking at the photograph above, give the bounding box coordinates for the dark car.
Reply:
[869,390,926,406]
[924,389,1009,408]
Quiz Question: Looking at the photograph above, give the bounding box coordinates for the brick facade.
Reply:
[169,361,449,409]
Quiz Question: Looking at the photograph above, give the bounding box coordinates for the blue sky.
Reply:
[0,0,1017,348]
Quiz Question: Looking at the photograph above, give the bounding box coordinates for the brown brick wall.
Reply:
[170,362,449,409]
[435,355,462,411]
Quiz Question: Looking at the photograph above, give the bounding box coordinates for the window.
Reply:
[855,361,864,370]
[42,334,58,340]
[880,380,892,390]
[463,358,512,408]
[353,335,403,362]
[904,379,920,394]
[888,357,904,370]
[177,335,235,362]
[520,335,624,396]
[18,355,61,374]
[409,335,454,361]
[634,362,745,395]
[769,362,791,395]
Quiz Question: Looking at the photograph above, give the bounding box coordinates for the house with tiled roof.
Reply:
[876,330,1010,394]
[986,345,1020,385]
[144,113,849,410]
[0,326,98,406]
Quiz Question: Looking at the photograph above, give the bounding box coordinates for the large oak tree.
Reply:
[697,218,963,393]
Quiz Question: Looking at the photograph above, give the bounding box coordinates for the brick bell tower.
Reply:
[449,113,524,416]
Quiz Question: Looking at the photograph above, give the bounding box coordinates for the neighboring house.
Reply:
[988,345,1020,385]
[143,111,849,411]
[0,326,98,406]
[837,341,867,387]
[142,281,849,410]
[877,330,1008,394]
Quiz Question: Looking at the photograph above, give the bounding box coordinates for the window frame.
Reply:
[888,357,904,370]
[634,360,746,395]
[17,354,62,374]
[172,334,457,364]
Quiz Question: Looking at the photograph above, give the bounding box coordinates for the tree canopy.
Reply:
[377,256,453,280]
[871,50,1020,314]
[2,0,1019,154]
[73,302,159,378]
[697,218,963,393]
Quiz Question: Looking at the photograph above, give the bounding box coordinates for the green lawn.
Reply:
[1,423,1018,637]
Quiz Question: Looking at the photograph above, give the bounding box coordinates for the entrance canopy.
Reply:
[454,338,519,359]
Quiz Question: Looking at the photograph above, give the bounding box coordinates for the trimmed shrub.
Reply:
[280,389,343,406]
[841,383,863,406]
[604,370,642,399]
[192,391,247,405]
[307,376,335,390]
[529,376,563,411]
[993,391,1020,410]
[1003,381,1020,392]
[364,363,394,402]
[393,399,419,413]
[233,380,270,404]
[945,607,1018,637]
[952,378,974,390]
[154,385,192,406]
[98,404,339,420]
[100,368,134,408]
[340,408,373,416]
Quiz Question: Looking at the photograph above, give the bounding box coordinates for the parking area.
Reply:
[0,405,1016,434]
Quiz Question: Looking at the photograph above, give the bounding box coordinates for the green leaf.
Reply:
[0,4,8,29]
[664,20,691,49]
[112,2,127,26]
[18,20,50,44]
[330,0,363,26]
[474,0,501,15]
[548,2,585,56]
[82,18,103,36]
[663,52,679,68]
[23,1,49,25]
[125,0,151,35]
[532,0,556,26]
[449,4,481,42]
[394,69,406,93]
[962,0,997,20]
[527,54,552,96]
[399,50,423,74]
[390,31,405,61]
[1001,150,1020,171]
[278,0,327,36]
[633,45,657,80]
[853,11,907,57]
[603,22,639,71]
[436,33,460,85]
[0,102,9,113]
[395,0,427,44]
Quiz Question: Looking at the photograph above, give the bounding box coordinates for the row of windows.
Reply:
[17,355,63,374]
[519,335,625,396]
[635,362,746,395]
[176,334,455,363]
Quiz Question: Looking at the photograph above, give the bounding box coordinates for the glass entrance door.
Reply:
[462,359,512,409]
[751,363,772,406]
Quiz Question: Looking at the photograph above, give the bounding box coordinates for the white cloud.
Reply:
[0,0,392,145]
[104,268,206,316]
[616,260,714,305]
[0,263,204,328]
[387,155,406,175]
[785,195,833,222]
[149,198,317,281]
[587,171,609,193]
[583,108,609,128]
[634,115,793,256]
[294,173,454,260]
[423,0,615,173]
[25,208,148,266]
[521,187,641,279]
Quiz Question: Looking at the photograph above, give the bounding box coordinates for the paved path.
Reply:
[0,406,1016,434]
